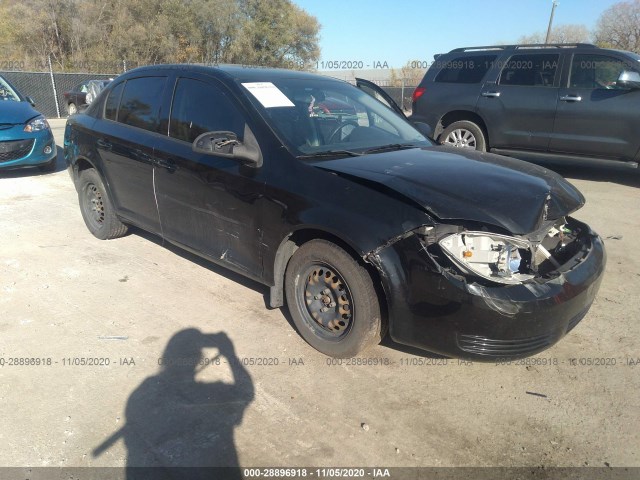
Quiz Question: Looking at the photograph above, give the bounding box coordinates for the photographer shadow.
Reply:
[93,329,254,480]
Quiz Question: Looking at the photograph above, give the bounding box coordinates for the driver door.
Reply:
[550,53,640,161]
[355,78,407,118]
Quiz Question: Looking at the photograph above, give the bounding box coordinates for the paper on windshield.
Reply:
[242,82,295,108]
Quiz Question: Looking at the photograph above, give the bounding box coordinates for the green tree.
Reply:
[1,0,321,72]
[594,0,640,53]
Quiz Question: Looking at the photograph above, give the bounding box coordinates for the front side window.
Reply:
[570,54,637,89]
[499,54,559,87]
[169,78,245,143]
[435,55,497,84]
[116,77,166,132]
[241,77,430,156]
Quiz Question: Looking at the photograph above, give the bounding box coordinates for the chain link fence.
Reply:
[1,68,417,118]
[0,70,117,118]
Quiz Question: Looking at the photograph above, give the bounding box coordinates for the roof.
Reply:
[120,63,339,83]
[449,43,597,53]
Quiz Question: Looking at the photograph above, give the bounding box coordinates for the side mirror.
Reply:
[25,96,35,107]
[192,124,262,167]
[617,70,640,89]
[413,121,433,139]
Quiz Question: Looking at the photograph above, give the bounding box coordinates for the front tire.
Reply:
[78,168,128,240]
[440,120,486,152]
[285,240,383,358]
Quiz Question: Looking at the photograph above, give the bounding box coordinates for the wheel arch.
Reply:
[72,156,118,207]
[436,110,490,146]
[268,228,388,326]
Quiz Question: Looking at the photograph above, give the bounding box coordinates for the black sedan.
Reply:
[64,65,605,360]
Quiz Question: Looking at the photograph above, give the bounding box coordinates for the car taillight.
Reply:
[412,87,426,103]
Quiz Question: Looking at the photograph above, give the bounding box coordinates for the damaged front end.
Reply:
[366,217,606,360]
[423,217,590,286]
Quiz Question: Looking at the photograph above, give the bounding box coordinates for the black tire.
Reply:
[78,168,128,240]
[67,102,77,116]
[440,120,486,152]
[285,239,383,358]
[38,156,56,172]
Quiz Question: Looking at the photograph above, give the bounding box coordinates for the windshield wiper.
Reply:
[297,150,363,159]
[362,144,418,154]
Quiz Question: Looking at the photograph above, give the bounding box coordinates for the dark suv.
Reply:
[411,43,640,169]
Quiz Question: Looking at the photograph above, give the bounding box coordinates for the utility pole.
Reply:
[545,1,559,44]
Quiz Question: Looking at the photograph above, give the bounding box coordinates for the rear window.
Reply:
[435,55,497,84]
[499,54,560,87]
[104,82,124,121]
[116,77,167,132]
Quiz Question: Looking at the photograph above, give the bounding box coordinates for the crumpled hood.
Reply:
[0,100,40,125]
[313,147,585,235]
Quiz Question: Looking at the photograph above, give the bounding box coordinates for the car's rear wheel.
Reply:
[285,239,383,358]
[440,120,486,152]
[67,103,77,116]
[78,168,128,240]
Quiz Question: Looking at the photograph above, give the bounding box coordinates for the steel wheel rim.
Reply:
[296,263,354,339]
[84,183,105,229]
[444,128,477,148]
[68,104,77,115]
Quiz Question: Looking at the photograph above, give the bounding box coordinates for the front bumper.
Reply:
[372,218,606,360]
[0,126,57,169]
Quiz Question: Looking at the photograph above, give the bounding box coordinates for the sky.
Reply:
[293,0,621,69]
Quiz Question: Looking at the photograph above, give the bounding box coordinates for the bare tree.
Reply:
[518,24,591,44]
[594,0,640,53]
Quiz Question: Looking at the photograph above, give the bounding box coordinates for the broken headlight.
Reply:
[439,232,535,285]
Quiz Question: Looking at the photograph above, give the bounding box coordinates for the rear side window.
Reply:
[104,82,124,121]
[116,77,166,132]
[570,54,637,89]
[499,54,559,87]
[435,55,497,84]
[169,78,245,143]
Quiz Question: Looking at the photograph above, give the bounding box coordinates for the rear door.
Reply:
[477,52,561,151]
[94,75,168,234]
[550,52,640,161]
[152,74,266,278]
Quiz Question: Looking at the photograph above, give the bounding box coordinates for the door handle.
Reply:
[560,95,582,102]
[481,91,501,98]
[96,139,112,150]
[155,157,177,172]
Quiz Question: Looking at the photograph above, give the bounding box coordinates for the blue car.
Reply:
[0,75,57,171]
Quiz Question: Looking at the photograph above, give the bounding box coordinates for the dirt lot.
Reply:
[0,119,638,472]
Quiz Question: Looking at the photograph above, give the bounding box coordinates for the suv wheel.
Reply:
[67,102,77,116]
[285,239,383,358]
[440,120,486,152]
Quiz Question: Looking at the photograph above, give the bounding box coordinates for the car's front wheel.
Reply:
[440,120,486,151]
[285,239,383,358]
[78,168,128,240]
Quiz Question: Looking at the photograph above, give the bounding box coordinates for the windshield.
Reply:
[240,77,431,157]
[0,76,22,102]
